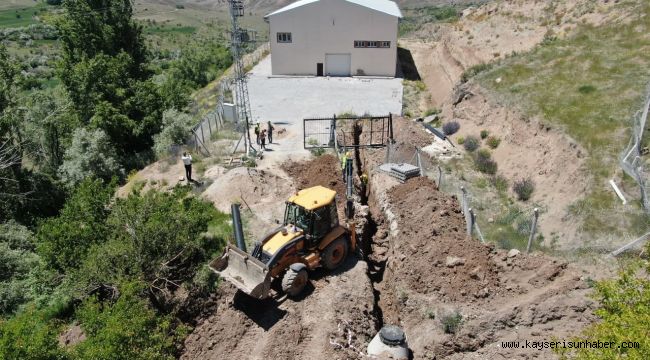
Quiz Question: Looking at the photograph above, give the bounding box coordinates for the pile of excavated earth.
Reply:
[180,117,598,359]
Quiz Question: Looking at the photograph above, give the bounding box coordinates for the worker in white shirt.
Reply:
[182,152,193,182]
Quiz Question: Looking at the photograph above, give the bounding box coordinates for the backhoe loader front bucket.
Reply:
[209,245,272,299]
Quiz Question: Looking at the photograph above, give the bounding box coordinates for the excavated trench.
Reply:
[350,122,386,332]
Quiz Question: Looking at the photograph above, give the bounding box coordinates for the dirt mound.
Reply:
[282,154,345,195]
[385,177,500,302]
[181,260,377,360]
[201,167,294,239]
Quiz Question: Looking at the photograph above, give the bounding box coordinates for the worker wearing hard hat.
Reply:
[341,151,352,182]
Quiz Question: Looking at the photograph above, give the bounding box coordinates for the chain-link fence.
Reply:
[186,43,270,155]
[380,144,543,251]
[620,85,650,211]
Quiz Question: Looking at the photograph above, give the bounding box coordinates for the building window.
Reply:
[277,32,292,43]
[354,40,391,48]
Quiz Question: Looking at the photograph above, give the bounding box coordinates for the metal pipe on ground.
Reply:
[231,203,246,252]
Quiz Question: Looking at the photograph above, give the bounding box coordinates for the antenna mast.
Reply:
[228,0,255,155]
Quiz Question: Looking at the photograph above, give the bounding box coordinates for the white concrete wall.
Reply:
[268,0,399,77]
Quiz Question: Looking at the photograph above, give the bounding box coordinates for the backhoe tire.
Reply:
[322,237,349,270]
[282,268,308,297]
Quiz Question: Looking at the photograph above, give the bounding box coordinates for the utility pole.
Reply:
[227,0,255,156]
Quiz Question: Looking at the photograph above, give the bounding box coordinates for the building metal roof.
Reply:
[265,0,403,18]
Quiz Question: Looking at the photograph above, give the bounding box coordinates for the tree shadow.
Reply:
[397,47,421,81]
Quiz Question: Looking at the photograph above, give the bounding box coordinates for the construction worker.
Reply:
[254,123,260,145]
[267,121,275,144]
[341,151,352,182]
[360,173,368,186]
[182,152,193,182]
[260,129,267,150]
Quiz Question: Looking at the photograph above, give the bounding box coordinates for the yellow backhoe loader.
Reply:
[210,185,356,299]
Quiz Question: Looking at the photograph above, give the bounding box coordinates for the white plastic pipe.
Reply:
[609,179,627,205]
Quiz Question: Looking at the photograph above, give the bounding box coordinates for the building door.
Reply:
[325,54,351,77]
[317,63,323,76]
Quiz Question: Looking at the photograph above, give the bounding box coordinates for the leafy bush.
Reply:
[456,136,465,145]
[490,175,508,193]
[73,187,228,300]
[480,130,489,139]
[0,306,66,360]
[513,178,535,201]
[441,311,462,334]
[461,63,494,83]
[474,150,498,174]
[486,135,501,149]
[73,281,180,360]
[0,222,40,316]
[463,136,480,152]
[424,108,441,117]
[577,84,596,94]
[555,264,650,359]
[153,109,195,158]
[37,178,114,272]
[442,121,460,135]
[58,128,124,188]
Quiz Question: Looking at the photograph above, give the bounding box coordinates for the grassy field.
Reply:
[0,2,47,28]
[476,1,650,238]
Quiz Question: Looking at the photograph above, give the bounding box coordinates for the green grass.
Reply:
[477,2,650,236]
[144,25,197,35]
[0,3,48,28]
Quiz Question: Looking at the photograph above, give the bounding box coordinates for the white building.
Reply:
[264,0,402,77]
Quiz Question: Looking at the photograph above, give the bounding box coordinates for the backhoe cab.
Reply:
[210,186,356,299]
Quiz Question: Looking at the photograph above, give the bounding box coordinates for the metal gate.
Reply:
[303,114,393,149]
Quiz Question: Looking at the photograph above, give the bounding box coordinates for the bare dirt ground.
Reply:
[404,0,630,105]
[361,118,600,359]
[451,84,589,246]
[179,116,604,360]
[400,0,630,249]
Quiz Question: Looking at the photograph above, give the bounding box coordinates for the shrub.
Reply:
[74,281,180,360]
[460,63,493,83]
[480,130,489,139]
[424,108,441,117]
[0,306,65,360]
[578,84,597,94]
[441,311,462,334]
[58,128,124,188]
[456,136,465,145]
[474,150,497,174]
[490,175,508,192]
[486,135,501,149]
[442,121,460,135]
[513,178,535,201]
[153,109,195,158]
[463,136,480,152]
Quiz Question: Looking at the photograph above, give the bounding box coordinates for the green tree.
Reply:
[73,281,178,360]
[0,221,40,315]
[37,178,114,271]
[0,306,67,360]
[73,187,227,303]
[56,0,165,155]
[153,109,195,158]
[58,128,124,188]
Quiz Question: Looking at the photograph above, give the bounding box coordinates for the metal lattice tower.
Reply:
[228,0,255,154]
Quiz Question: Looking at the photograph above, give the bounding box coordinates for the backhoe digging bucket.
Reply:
[209,245,272,299]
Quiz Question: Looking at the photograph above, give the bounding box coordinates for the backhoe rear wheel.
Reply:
[282,267,308,297]
[322,237,349,270]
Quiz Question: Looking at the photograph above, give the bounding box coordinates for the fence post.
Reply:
[467,207,474,236]
[437,166,443,189]
[207,114,212,135]
[416,148,423,176]
[385,142,391,164]
[460,186,467,214]
[200,124,205,144]
[526,208,539,254]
